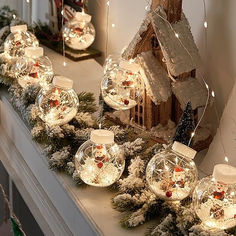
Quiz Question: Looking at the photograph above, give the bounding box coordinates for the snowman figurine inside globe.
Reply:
[16,47,53,88]
[75,129,125,187]
[4,25,39,58]
[146,141,198,201]
[36,76,79,126]
[62,11,95,50]
[193,164,236,230]
[101,58,144,110]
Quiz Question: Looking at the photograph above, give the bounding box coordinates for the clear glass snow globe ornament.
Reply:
[4,25,39,57]
[14,47,53,88]
[101,58,144,110]
[193,164,236,230]
[62,11,95,50]
[36,76,79,126]
[75,129,125,187]
[146,141,198,201]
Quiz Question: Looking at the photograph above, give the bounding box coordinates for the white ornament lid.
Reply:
[25,47,43,58]
[10,24,27,33]
[213,164,236,184]
[172,141,197,159]
[119,59,140,73]
[74,12,92,22]
[90,129,114,144]
[53,76,73,89]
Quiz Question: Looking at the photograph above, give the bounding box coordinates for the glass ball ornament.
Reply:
[146,141,198,201]
[4,25,39,57]
[193,164,236,230]
[36,76,79,126]
[101,58,144,110]
[75,129,125,187]
[62,12,95,50]
[14,47,53,88]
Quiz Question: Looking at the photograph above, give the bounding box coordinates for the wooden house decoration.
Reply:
[122,0,207,130]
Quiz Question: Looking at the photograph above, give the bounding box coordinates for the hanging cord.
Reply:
[61,0,66,66]
[105,1,110,58]
[98,0,111,129]
[0,184,26,236]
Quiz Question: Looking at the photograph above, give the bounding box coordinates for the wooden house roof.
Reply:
[138,50,171,105]
[122,6,201,76]
[122,16,151,60]
[150,6,201,76]
[172,77,207,110]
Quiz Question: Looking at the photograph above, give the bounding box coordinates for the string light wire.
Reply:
[105,1,110,58]
[61,0,66,66]
[144,0,211,147]
[145,0,231,165]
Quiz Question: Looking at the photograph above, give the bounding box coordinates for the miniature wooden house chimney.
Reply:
[151,0,183,23]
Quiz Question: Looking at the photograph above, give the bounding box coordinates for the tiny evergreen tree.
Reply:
[173,101,195,146]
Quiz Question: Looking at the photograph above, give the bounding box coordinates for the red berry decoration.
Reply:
[234,214,236,219]
[166,191,172,198]
[97,162,103,169]
[124,99,129,105]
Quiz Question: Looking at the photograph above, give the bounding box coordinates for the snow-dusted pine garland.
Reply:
[1,76,235,236]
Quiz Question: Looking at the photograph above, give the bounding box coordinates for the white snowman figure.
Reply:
[213,181,228,200]
[94,145,109,169]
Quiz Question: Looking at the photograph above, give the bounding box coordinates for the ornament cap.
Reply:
[25,47,43,58]
[119,60,140,73]
[172,141,197,159]
[213,164,236,184]
[74,12,92,22]
[90,129,114,144]
[10,24,27,33]
[53,76,73,89]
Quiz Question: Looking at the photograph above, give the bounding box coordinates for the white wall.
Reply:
[0,0,22,12]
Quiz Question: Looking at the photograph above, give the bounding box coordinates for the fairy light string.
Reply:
[143,0,211,146]
[144,0,231,166]
[61,0,66,67]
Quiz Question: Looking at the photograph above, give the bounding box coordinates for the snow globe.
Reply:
[62,11,95,50]
[36,76,79,126]
[101,58,144,110]
[4,25,39,57]
[16,47,53,88]
[75,129,125,187]
[146,141,198,201]
[193,164,236,230]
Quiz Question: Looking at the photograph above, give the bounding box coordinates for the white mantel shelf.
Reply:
[0,52,148,236]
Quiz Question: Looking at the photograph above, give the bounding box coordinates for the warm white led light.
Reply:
[175,33,179,38]
[211,91,215,97]
[204,21,208,28]
[112,23,115,28]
